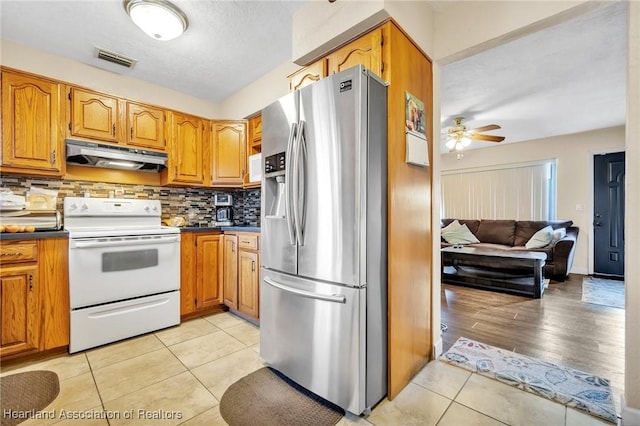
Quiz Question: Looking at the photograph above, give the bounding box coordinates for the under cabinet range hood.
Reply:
[65,139,167,172]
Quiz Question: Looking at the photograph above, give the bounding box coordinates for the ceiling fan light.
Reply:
[455,142,464,151]
[124,0,188,41]
[446,139,456,150]
[461,136,471,147]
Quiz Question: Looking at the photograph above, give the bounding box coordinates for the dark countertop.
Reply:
[221,226,261,233]
[0,230,68,241]
[180,226,260,233]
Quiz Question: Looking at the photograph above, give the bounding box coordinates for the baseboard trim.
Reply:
[621,395,640,425]
[433,336,443,359]
[570,266,588,275]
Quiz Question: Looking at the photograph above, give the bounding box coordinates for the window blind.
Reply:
[441,161,555,220]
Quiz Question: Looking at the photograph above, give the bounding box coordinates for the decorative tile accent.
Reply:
[0,175,261,227]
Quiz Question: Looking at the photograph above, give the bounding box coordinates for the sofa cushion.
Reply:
[442,219,481,235]
[511,246,554,262]
[525,225,554,248]
[475,220,516,246]
[514,220,574,246]
[442,224,480,244]
[442,220,462,234]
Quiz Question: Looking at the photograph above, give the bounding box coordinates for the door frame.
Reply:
[588,148,625,275]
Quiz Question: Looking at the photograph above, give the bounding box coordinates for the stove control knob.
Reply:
[144,206,151,213]
[81,203,88,211]
[152,206,159,212]
[69,203,78,211]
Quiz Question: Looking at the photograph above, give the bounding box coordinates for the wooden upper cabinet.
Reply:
[127,102,165,150]
[69,87,120,143]
[211,121,246,186]
[165,111,205,185]
[288,59,328,91]
[1,70,64,175]
[250,114,262,143]
[327,27,383,78]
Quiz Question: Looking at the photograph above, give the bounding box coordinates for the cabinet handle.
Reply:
[252,260,256,271]
[50,150,56,165]
[112,124,116,136]
[29,275,33,291]
[131,127,134,139]
[1,252,21,257]
[232,242,235,252]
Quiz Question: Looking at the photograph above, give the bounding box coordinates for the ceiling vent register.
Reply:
[95,48,137,68]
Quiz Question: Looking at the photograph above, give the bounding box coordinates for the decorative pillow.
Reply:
[525,225,554,249]
[441,219,462,234]
[551,227,567,243]
[442,224,480,245]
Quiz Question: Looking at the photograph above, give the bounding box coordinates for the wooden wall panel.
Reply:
[385,21,434,399]
[39,237,69,350]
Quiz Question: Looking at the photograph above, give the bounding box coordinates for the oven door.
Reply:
[68,233,180,308]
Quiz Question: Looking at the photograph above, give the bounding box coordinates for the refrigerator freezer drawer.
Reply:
[260,270,371,414]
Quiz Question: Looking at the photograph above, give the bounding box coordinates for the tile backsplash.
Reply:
[0,175,261,227]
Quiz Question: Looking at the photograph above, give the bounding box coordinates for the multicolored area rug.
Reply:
[582,276,625,309]
[441,337,617,424]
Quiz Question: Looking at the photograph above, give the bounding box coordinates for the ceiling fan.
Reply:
[444,117,505,158]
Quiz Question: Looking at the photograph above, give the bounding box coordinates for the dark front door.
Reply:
[593,151,625,277]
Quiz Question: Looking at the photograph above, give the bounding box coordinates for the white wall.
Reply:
[1,39,221,119]
[623,1,640,422]
[440,126,625,275]
[218,61,299,119]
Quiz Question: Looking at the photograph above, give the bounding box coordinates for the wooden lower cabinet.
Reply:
[0,264,40,357]
[223,232,260,323]
[0,237,69,359]
[180,232,223,316]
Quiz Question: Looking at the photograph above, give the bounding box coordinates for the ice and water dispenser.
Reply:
[264,152,287,219]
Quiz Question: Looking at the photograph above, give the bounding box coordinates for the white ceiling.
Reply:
[0,0,307,104]
[0,1,628,149]
[440,1,627,152]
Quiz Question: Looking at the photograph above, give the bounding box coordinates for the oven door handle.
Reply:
[71,235,180,249]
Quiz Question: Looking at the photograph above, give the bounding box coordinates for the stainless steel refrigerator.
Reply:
[260,65,388,415]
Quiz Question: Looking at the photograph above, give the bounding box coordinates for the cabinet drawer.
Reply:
[0,242,38,264]
[238,234,259,250]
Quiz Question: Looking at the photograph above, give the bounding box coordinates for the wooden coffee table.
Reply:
[441,246,547,298]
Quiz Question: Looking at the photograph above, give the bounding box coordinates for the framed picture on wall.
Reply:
[405,92,425,134]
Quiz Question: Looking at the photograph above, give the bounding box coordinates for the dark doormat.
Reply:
[220,367,344,426]
[1,370,60,426]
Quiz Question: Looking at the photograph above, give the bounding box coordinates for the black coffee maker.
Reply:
[213,194,233,226]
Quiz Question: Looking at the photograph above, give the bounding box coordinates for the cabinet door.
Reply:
[1,71,64,174]
[196,234,223,309]
[127,102,166,151]
[211,122,246,186]
[169,111,205,184]
[223,234,238,308]
[69,87,120,142]
[327,28,383,78]
[39,238,69,350]
[0,264,40,357]
[180,232,197,316]
[288,59,328,91]
[238,250,259,320]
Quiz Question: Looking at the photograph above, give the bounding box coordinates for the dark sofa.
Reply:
[441,219,579,281]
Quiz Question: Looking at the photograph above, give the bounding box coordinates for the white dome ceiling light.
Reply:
[124,0,189,41]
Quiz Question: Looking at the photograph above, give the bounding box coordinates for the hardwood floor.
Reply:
[441,273,625,400]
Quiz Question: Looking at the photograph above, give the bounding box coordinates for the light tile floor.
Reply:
[0,312,613,426]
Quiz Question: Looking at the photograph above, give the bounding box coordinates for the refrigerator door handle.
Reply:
[293,120,306,246]
[264,277,346,304]
[285,122,298,246]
